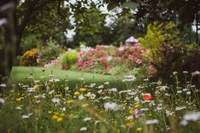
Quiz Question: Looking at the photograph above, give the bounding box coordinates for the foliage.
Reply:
[62,49,78,69]
[72,4,106,47]
[20,35,40,54]
[109,65,130,76]
[1,69,200,132]
[38,45,64,66]
[138,22,186,79]
[19,48,38,66]
[182,48,200,73]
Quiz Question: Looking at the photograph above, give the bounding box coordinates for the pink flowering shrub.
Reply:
[77,45,148,74]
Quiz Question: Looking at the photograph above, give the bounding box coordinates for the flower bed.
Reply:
[77,45,147,75]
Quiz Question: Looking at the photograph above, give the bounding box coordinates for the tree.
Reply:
[71,2,107,47]
[105,0,200,44]
[0,0,78,78]
[0,1,16,81]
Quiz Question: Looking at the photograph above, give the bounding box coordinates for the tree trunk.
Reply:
[0,1,16,81]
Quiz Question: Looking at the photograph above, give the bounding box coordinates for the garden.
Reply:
[0,0,200,133]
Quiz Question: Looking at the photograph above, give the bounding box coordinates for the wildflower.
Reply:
[143,93,152,100]
[64,86,69,91]
[122,75,136,82]
[33,84,39,89]
[54,79,60,82]
[82,103,89,107]
[129,109,134,115]
[52,115,58,120]
[78,94,85,100]
[51,98,60,104]
[56,117,63,122]
[80,88,87,92]
[16,97,22,102]
[134,109,139,118]
[98,85,104,89]
[0,98,5,104]
[83,117,92,121]
[0,84,6,87]
[48,90,55,95]
[89,83,96,87]
[67,99,73,104]
[16,106,22,110]
[175,106,186,111]
[104,82,110,85]
[146,119,159,124]
[48,111,53,114]
[183,112,200,121]
[134,96,140,102]
[22,113,33,119]
[80,127,87,131]
[134,103,140,108]
[104,102,118,111]
[74,91,80,96]
[186,91,191,95]
[136,127,142,132]
[109,88,118,92]
[27,87,35,93]
[173,71,178,75]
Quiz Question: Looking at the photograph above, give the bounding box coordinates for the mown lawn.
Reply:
[9,66,124,88]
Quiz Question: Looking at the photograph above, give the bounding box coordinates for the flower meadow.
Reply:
[0,71,200,132]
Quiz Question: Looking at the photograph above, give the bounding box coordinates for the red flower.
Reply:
[143,93,153,100]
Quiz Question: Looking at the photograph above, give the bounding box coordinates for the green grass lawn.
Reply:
[9,66,124,88]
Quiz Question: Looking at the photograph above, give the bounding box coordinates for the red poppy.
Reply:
[143,93,153,100]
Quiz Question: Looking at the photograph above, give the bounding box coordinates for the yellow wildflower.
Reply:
[48,111,52,114]
[67,99,73,104]
[134,103,140,108]
[56,117,63,122]
[82,103,89,107]
[16,97,22,102]
[148,113,152,117]
[80,88,87,92]
[136,127,142,132]
[74,91,80,96]
[129,109,134,115]
[52,115,58,120]
[34,84,39,89]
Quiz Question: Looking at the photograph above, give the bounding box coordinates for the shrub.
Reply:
[20,35,40,54]
[109,65,130,76]
[138,22,190,81]
[62,49,78,69]
[38,46,64,65]
[20,48,38,66]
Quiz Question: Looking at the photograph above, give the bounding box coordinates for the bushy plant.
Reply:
[20,35,40,54]
[38,45,64,65]
[109,65,130,76]
[138,22,189,81]
[182,48,200,72]
[19,48,38,66]
[62,49,78,69]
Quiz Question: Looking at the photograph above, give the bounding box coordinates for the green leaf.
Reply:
[107,2,118,11]
[122,2,139,10]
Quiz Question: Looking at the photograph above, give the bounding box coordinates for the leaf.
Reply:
[122,2,139,10]
[107,2,118,11]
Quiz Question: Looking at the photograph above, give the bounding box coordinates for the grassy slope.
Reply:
[9,66,124,88]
